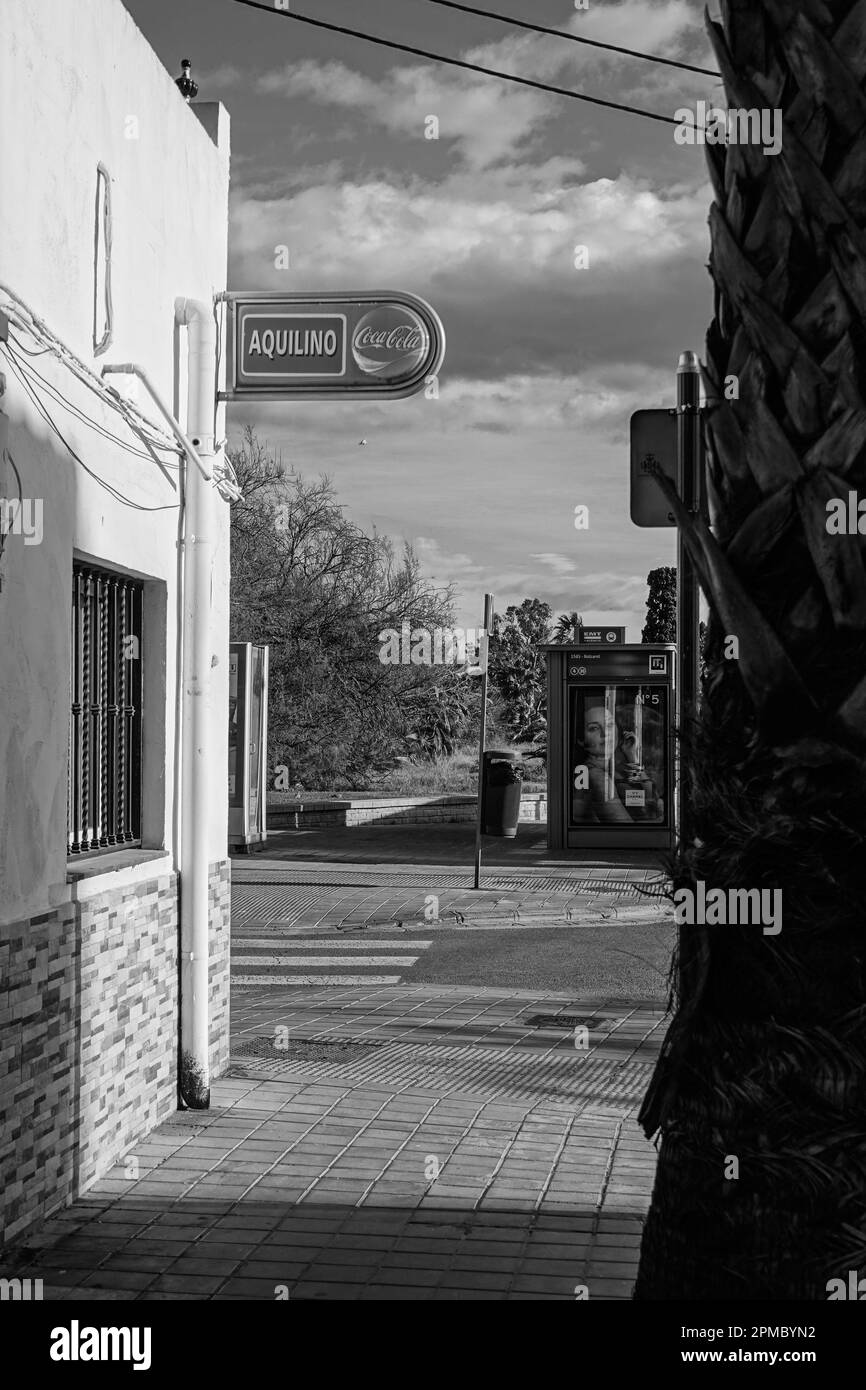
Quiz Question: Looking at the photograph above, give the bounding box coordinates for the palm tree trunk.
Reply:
[635,0,866,1299]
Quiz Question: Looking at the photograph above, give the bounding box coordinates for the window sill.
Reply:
[66,848,173,902]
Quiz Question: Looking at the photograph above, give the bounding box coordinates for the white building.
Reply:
[0,0,232,1240]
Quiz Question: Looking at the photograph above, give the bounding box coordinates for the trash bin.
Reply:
[482,749,523,838]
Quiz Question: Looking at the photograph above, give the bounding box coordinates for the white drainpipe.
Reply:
[103,301,218,1109]
[175,296,216,1108]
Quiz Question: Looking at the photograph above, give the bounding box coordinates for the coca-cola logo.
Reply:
[351,305,430,378]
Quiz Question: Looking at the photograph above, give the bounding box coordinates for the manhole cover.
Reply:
[526,1013,605,1030]
[232,1035,384,1064]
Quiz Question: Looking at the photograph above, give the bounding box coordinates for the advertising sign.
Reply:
[222,290,445,401]
[228,642,270,850]
[577,627,625,645]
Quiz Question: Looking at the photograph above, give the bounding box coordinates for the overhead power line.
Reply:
[421,0,720,78]
[226,0,680,127]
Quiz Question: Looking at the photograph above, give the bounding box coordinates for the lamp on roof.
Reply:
[175,59,198,103]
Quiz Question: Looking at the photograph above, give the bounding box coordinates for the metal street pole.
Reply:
[676,350,702,850]
[473,593,494,890]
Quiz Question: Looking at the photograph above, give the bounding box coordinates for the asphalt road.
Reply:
[234,920,676,1002]
[400,923,674,999]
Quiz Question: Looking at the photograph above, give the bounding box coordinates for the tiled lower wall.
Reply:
[208,861,231,1079]
[0,859,231,1243]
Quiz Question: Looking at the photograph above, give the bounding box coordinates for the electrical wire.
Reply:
[1,345,179,512]
[8,337,52,358]
[226,0,681,127]
[0,284,179,452]
[8,340,185,496]
[2,286,241,504]
[420,0,720,78]
[8,333,180,465]
[4,448,24,505]
[0,442,25,567]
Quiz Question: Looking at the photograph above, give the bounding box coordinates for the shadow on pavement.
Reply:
[5,1193,644,1301]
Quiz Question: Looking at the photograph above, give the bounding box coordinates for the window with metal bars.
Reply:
[68,561,143,855]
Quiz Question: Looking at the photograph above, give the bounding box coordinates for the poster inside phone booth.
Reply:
[543,644,675,851]
[228,642,269,851]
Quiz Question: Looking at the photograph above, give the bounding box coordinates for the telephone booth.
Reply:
[544,643,675,851]
[228,642,269,851]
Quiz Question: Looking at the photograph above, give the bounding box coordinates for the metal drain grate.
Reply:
[232,1035,384,1064]
[231,887,327,926]
[526,1013,608,1030]
[232,868,670,896]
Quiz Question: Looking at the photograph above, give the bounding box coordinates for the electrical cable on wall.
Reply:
[1,343,178,512]
[0,442,24,572]
[0,283,174,451]
[0,285,241,502]
[9,330,178,465]
[93,163,114,357]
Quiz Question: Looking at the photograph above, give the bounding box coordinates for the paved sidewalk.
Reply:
[2,985,665,1301]
[233,884,671,934]
[240,822,666,873]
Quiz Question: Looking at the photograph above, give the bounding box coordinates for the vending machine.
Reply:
[228,642,269,851]
[544,643,675,851]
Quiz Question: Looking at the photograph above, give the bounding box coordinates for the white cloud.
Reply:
[245,1,715,170]
[201,62,246,89]
[529,553,581,578]
[231,162,706,281]
[256,57,554,170]
[229,163,710,381]
[462,0,716,107]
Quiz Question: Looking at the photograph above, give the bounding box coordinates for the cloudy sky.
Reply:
[126,0,721,634]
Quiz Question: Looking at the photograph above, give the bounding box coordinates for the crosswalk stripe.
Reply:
[234,939,432,950]
[233,955,420,966]
[232,975,403,985]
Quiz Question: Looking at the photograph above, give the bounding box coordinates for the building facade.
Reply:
[0,0,232,1240]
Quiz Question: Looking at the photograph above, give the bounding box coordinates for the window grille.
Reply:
[68,562,142,854]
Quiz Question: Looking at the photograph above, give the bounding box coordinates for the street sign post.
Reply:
[220,290,445,401]
[629,408,677,527]
[676,352,702,841]
[628,361,705,861]
[473,594,495,890]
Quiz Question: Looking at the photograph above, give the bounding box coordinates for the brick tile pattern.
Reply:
[1,860,231,1242]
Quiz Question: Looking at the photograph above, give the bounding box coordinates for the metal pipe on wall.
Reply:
[104,301,219,1108]
[175,296,216,1109]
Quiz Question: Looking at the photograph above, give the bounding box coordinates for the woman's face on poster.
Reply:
[584,711,614,755]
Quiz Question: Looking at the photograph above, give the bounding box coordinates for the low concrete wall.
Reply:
[268,794,548,829]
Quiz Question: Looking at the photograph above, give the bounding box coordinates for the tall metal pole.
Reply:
[473,593,494,890]
[676,350,702,850]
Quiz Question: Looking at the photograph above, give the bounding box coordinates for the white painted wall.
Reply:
[0,0,231,921]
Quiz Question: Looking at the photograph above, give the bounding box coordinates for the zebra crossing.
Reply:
[231,936,433,987]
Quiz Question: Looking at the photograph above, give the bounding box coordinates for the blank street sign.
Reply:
[630,408,677,527]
